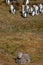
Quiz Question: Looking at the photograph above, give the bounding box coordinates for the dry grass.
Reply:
[0,0,43,65]
[0,33,43,65]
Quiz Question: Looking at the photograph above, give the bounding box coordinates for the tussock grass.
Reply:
[0,0,43,65]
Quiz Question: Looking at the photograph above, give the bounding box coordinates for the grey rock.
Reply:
[17,52,23,58]
[16,57,26,64]
[15,52,31,64]
[22,54,31,62]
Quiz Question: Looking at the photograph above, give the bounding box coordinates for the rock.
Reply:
[15,52,31,64]
[22,54,31,62]
[16,57,26,64]
[17,52,23,58]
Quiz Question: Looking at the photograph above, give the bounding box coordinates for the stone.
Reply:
[15,52,31,64]
[17,52,23,58]
[22,54,31,62]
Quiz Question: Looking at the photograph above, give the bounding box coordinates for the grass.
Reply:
[0,0,43,65]
[0,33,43,64]
[0,2,43,33]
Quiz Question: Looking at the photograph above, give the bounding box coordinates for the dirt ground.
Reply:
[0,0,43,65]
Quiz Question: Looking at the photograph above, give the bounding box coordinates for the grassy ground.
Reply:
[0,0,43,65]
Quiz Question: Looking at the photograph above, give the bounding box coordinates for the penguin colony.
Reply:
[6,0,43,18]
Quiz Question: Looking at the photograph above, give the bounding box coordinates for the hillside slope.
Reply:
[0,0,43,65]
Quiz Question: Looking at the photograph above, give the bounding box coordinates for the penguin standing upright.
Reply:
[6,0,10,4]
[33,5,39,15]
[22,5,27,18]
[24,0,29,5]
[10,4,16,14]
[39,4,43,13]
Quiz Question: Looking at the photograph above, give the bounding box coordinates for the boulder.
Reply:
[15,52,31,64]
